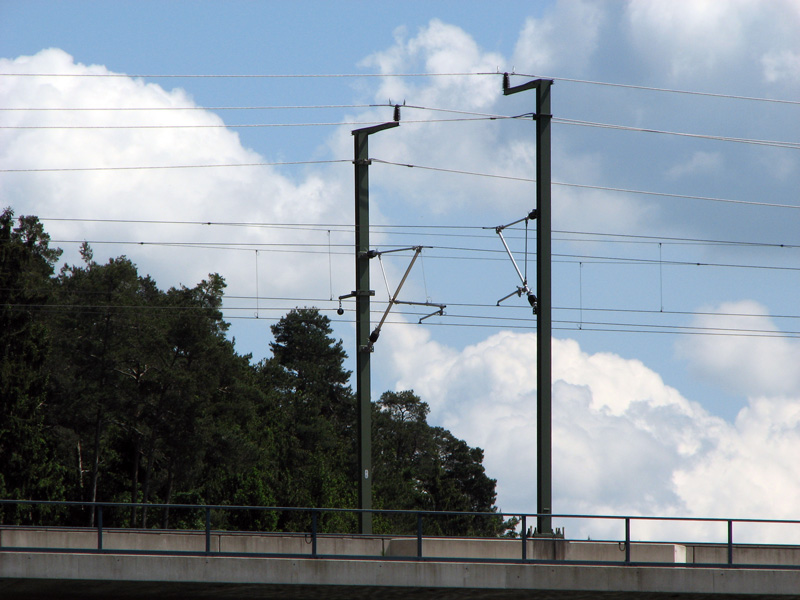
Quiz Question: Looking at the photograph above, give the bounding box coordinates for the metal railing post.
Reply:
[96,505,103,551]
[312,510,318,558]
[728,520,733,566]
[205,507,211,555]
[521,515,527,561]
[417,513,423,559]
[624,517,631,564]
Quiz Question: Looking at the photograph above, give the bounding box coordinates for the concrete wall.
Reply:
[3,550,800,599]
[690,544,800,566]
[217,532,386,556]
[4,527,800,567]
[0,528,388,557]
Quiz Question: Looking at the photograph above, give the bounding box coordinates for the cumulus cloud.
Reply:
[0,49,353,358]
[385,326,716,513]
[512,0,606,76]
[351,17,650,235]
[625,0,800,86]
[762,50,800,84]
[381,316,800,541]
[676,301,800,398]
[7,18,800,545]
[667,151,723,180]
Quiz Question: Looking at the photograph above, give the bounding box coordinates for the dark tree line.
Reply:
[0,208,512,536]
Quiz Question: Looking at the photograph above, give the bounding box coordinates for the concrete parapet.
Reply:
[565,540,687,563]
[0,529,98,550]
[3,550,800,599]
[218,532,385,556]
[384,536,686,564]
[5,527,800,568]
[386,536,524,560]
[692,544,800,566]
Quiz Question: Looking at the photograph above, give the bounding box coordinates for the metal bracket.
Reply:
[503,72,551,95]
[368,247,446,345]
[393,300,447,324]
[491,210,538,313]
[339,290,375,300]
[353,158,372,166]
[497,286,537,314]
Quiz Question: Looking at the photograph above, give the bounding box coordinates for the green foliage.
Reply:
[0,209,65,521]
[261,308,358,532]
[0,212,506,537]
[373,391,505,537]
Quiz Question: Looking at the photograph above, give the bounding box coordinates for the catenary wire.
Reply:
[0,116,510,130]
[6,100,797,151]
[7,155,798,213]
[31,217,800,250]
[44,237,800,273]
[0,71,490,79]
[507,72,800,106]
[553,117,800,150]
[5,68,800,108]
[8,300,800,339]
[0,159,351,173]
[0,104,385,111]
[371,159,800,210]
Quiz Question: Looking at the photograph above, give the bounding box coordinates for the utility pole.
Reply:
[503,74,554,536]
[351,118,398,535]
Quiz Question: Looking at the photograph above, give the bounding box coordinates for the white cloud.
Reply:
[361,19,502,111]
[625,0,755,81]
[676,301,800,398]
[382,318,800,540]
[7,23,800,545]
[512,0,606,76]
[0,49,350,317]
[351,18,651,236]
[667,151,723,180]
[762,50,800,83]
[625,0,800,86]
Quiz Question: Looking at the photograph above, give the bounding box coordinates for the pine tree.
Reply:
[0,209,65,521]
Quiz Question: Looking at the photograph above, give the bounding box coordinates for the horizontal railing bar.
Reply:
[4,499,800,526]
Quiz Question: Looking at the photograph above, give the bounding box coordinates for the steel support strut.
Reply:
[504,74,554,536]
[352,120,398,535]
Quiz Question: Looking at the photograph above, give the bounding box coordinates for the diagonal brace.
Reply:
[369,247,422,344]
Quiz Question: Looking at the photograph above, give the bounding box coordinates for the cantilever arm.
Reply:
[369,247,422,344]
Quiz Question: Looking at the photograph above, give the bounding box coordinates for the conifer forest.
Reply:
[0,208,512,536]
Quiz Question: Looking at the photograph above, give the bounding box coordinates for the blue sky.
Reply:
[3,0,800,539]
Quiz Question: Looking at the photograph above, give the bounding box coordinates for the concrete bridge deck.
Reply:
[2,528,800,598]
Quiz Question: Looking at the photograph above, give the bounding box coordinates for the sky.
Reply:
[2,0,800,543]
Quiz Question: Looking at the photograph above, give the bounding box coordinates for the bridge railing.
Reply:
[3,499,800,568]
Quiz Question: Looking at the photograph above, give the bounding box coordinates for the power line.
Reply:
[8,105,797,153]
[11,287,800,325]
[28,218,800,256]
[8,156,797,214]
[0,104,384,111]
[554,117,800,150]
[48,235,800,273]
[0,71,490,79]
[31,217,800,249]
[0,159,351,173]
[509,73,800,106]
[6,68,800,108]
[372,159,800,210]
[0,116,506,130]
[10,300,800,340]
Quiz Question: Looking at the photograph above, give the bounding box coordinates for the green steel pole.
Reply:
[503,76,554,535]
[535,80,553,536]
[352,121,398,535]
